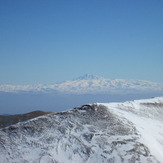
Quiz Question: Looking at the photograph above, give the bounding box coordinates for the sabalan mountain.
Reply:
[0,97,163,163]
[0,74,163,94]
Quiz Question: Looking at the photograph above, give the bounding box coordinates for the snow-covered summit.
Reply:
[0,75,162,94]
[0,97,163,163]
[73,74,103,80]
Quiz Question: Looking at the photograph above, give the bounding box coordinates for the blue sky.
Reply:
[0,0,163,84]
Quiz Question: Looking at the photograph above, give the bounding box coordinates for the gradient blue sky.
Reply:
[0,0,163,84]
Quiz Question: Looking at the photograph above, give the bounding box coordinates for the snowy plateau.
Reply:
[0,74,163,94]
[0,97,163,163]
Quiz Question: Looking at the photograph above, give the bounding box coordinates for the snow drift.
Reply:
[0,97,163,163]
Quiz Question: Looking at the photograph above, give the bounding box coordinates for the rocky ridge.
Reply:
[0,97,163,163]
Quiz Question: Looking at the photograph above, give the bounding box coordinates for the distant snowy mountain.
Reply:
[73,74,103,80]
[0,75,162,94]
[0,97,163,163]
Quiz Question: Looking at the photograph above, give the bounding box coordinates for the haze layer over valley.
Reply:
[0,75,163,114]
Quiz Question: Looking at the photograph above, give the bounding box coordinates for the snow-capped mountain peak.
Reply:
[73,74,103,80]
[0,75,162,94]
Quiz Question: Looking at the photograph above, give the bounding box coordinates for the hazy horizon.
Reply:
[1,0,163,85]
[0,0,163,114]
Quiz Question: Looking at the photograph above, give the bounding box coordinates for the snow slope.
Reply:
[101,97,163,163]
[0,97,163,163]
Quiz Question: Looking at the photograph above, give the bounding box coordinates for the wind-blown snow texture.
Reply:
[0,97,163,163]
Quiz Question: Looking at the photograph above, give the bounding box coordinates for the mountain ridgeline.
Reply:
[0,111,52,129]
[0,74,163,94]
[1,75,163,115]
[0,97,163,163]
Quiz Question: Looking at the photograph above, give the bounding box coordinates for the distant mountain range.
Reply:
[0,74,163,94]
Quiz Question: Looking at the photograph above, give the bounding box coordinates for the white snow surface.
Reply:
[0,97,163,163]
[0,75,162,94]
[100,97,163,163]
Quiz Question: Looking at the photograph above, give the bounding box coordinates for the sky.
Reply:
[0,0,163,85]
